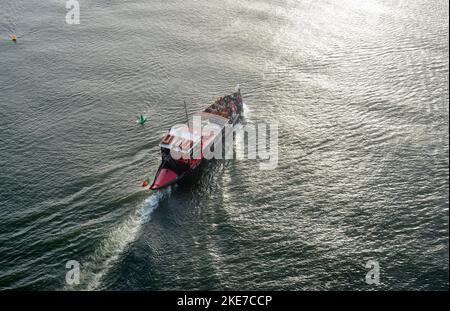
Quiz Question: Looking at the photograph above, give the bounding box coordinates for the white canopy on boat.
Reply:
[159,112,228,155]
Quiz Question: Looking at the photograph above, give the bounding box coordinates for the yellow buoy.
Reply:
[11,34,17,42]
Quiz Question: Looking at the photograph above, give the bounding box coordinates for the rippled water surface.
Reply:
[0,0,448,290]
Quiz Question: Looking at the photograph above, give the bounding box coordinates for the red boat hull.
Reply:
[150,168,178,190]
[150,158,203,190]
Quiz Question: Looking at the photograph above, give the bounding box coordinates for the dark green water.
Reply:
[0,0,448,290]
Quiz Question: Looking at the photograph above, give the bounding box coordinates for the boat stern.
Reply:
[150,168,178,190]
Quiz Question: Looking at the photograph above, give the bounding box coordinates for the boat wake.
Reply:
[71,188,171,291]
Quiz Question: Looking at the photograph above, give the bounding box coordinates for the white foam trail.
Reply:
[72,188,171,291]
[139,190,169,223]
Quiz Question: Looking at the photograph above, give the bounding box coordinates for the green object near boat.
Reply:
[137,115,147,125]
